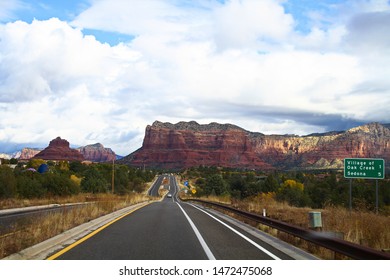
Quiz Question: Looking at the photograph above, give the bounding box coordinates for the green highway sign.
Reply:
[344,158,385,179]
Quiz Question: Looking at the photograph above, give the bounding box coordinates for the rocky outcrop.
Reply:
[33,137,84,161]
[19,148,42,160]
[0,153,12,160]
[77,143,116,162]
[120,121,390,170]
[0,148,41,160]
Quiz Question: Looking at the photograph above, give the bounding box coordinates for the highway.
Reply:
[49,175,312,260]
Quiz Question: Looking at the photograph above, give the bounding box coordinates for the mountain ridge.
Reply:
[0,141,118,162]
[119,121,390,170]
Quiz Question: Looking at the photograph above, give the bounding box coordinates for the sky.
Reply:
[0,0,389,155]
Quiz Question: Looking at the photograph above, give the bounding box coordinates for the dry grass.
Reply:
[0,193,151,259]
[0,194,94,210]
[190,194,390,259]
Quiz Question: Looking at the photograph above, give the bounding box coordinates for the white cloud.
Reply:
[0,18,120,102]
[71,0,190,37]
[0,18,147,153]
[345,10,390,52]
[0,0,390,155]
[213,0,294,50]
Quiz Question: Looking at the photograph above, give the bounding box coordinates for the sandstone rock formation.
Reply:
[19,148,42,160]
[120,121,390,170]
[33,137,84,161]
[77,143,116,162]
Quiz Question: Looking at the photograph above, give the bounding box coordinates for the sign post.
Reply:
[344,158,385,213]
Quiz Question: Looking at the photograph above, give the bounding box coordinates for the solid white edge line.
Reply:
[176,202,216,260]
[188,203,281,260]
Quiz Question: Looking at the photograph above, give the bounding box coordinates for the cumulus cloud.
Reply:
[0,18,115,102]
[0,18,146,152]
[345,10,390,52]
[213,0,294,50]
[0,0,389,155]
[71,0,192,38]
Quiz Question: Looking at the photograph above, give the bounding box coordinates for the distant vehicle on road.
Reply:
[167,194,172,198]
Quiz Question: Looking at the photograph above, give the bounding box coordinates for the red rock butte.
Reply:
[76,143,116,162]
[119,121,390,170]
[33,137,85,161]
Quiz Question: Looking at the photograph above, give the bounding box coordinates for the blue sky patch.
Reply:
[11,0,90,23]
[282,0,345,33]
[82,29,135,46]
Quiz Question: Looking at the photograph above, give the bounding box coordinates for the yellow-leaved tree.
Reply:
[276,179,310,207]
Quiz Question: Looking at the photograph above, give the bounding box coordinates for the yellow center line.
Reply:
[47,202,152,260]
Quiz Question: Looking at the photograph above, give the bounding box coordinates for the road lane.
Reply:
[179,202,292,260]
[50,175,309,260]
[148,175,164,196]
[54,198,208,260]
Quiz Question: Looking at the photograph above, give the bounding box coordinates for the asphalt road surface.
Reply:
[51,175,302,260]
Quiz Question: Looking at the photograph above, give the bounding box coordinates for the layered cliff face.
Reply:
[77,143,116,162]
[121,121,390,170]
[33,137,84,161]
[18,148,42,160]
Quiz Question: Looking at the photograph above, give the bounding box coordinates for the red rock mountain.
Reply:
[77,143,116,162]
[120,121,390,170]
[33,137,84,161]
[19,148,42,160]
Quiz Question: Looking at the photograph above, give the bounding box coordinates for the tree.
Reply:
[204,174,228,196]
[129,177,144,193]
[69,161,87,174]
[17,175,46,198]
[114,165,130,194]
[27,159,46,170]
[262,174,279,192]
[276,179,311,207]
[81,166,109,193]
[0,166,17,198]
[41,173,80,196]
[244,181,262,198]
[306,180,331,208]
[57,161,69,171]
[228,173,247,198]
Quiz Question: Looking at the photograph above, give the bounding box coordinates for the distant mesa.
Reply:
[33,137,84,161]
[119,120,390,171]
[19,148,42,160]
[76,143,116,162]
[3,139,118,162]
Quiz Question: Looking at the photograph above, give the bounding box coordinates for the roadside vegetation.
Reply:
[183,166,390,212]
[0,159,157,258]
[180,166,390,258]
[1,159,390,259]
[0,193,154,258]
[0,159,156,206]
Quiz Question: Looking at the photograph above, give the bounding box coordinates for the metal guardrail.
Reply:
[182,198,390,260]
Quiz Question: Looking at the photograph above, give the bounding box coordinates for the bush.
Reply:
[17,175,46,198]
[0,166,17,198]
[204,174,228,196]
[81,166,109,193]
[41,173,80,196]
[276,179,311,207]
